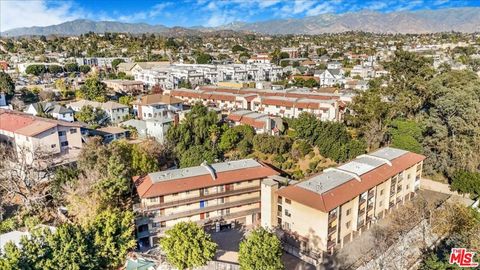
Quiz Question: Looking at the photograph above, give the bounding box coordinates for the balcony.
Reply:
[368,191,375,199]
[359,197,367,205]
[328,213,337,222]
[150,196,260,223]
[367,203,374,211]
[357,220,365,229]
[327,240,336,249]
[134,186,260,212]
[328,226,337,235]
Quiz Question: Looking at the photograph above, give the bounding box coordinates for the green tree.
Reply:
[65,62,79,72]
[422,70,480,178]
[0,72,15,95]
[78,76,107,101]
[89,208,136,269]
[219,128,241,152]
[450,170,480,196]
[111,59,125,70]
[47,65,64,74]
[79,65,91,74]
[160,222,217,270]
[118,95,134,106]
[25,64,47,76]
[179,145,218,168]
[75,105,107,126]
[196,53,212,64]
[232,45,247,53]
[388,119,423,154]
[238,227,284,270]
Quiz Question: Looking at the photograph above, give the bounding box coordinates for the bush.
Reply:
[253,134,292,155]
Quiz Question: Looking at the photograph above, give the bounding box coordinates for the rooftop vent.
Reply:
[201,160,217,180]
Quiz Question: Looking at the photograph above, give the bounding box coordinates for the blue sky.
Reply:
[1,0,479,31]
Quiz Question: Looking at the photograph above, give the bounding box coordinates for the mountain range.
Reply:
[2,8,479,37]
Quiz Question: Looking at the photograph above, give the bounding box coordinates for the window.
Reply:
[58,131,66,136]
[70,128,77,134]
[285,209,291,217]
[218,198,225,204]
[148,197,159,203]
[380,189,384,195]
[283,222,290,230]
[185,190,190,195]
[379,200,383,207]
[346,221,351,229]
[346,208,351,216]
[278,196,282,204]
[285,198,291,204]
[172,193,178,197]
[51,144,56,148]
[60,141,69,147]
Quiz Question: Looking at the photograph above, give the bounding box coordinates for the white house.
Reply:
[132,94,183,121]
[67,100,129,123]
[121,118,173,143]
[314,69,344,87]
[25,102,75,122]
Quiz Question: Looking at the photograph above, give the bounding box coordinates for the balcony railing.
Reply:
[367,203,374,211]
[328,225,337,235]
[134,185,260,212]
[328,213,337,222]
[149,196,260,223]
[359,197,367,205]
[327,240,336,249]
[368,191,375,198]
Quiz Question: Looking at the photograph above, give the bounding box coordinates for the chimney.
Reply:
[201,160,217,180]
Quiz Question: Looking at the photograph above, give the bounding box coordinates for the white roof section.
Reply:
[149,159,262,183]
[369,147,408,161]
[297,147,408,194]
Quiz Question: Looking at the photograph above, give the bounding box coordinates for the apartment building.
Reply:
[0,109,83,163]
[261,147,425,259]
[67,100,129,123]
[133,159,279,248]
[133,63,284,89]
[103,80,145,94]
[169,87,343,121]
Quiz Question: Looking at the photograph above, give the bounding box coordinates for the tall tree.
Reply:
[0,72,15,96]
[238,227,284,270]
[160,222,217,270]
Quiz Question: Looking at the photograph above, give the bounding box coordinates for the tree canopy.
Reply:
[160,222,217,270]
[238,227,284,270]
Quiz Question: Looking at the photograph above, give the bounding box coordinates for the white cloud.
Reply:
[368,1,388,10]
[0,0,82,31]
[306,2,336,16]
[118,3,170,23]
[292,0,316,14]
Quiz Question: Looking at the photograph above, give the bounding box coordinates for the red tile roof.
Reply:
[134,161,279,198]
[0,109,81,137]
[276,152,425,213]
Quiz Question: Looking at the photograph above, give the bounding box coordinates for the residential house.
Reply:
[226,110,283,135]
[121,118,173,144]
[25,102,74,122]
[67,100,129,123]
[133,159,279,248]
[132,94,183,121]
[0,109,83,163]
[89,126,128,143]
[314,69,344,87]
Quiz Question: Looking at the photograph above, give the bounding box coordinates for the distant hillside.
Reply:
[218,8,480,34]
[1,19,170,36]
[2,8,479,37]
